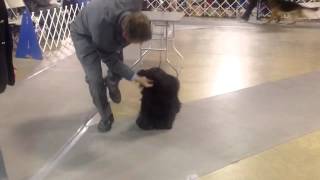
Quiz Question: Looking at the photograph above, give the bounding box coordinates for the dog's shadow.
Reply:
[53,120,173,172]
[12,112,170,173]
[125,123,169,137]
[99,120,171,143]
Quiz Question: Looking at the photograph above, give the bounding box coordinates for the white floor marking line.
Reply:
[29,113,97,180]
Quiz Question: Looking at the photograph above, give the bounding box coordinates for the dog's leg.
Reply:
[265,9,278,24]
[274,10,282,23]
[265,16,273,24]
[275,12,282,23]
[286,11,297,25]
[165,116,175,130]
[136,115,154,130]
[265,13,274,24]
[153,117,173,130]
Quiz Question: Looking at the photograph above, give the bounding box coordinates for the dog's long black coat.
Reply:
[136,68,181,130]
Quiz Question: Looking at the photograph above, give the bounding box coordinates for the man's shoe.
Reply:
[105,77,121,104]
[97,114,114,133]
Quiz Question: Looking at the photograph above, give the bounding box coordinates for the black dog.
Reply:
[136,68,181,130]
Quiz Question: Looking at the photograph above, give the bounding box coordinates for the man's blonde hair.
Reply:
[123,12,152,43]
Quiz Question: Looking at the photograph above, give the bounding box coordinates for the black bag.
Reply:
[0,0,15,93]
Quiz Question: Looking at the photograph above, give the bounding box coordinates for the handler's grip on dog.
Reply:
[134,76,154,88]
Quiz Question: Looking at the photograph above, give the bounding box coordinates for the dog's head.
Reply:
[137,68,179,96]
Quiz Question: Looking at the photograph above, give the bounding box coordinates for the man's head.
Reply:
[122,12,152,43]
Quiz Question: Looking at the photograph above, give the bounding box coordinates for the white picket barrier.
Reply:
[30,3,85,52]
[144,0,319,18]
[28,0,318,53]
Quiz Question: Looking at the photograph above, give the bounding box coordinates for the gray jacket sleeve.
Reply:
[100,51,135,81]
[80,9,133,80]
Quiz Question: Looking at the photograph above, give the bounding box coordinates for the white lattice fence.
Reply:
[144,0,319,18]
[27,0,318,53]
[144,0,249,17]
[30,3,85,52]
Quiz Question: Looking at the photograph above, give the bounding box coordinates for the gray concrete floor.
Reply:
[43,70,320,180]
[1,18,320,180]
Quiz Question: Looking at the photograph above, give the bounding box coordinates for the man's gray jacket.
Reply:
[70,0,143,80]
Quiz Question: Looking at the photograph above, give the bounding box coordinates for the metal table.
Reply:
[131,11,185,76]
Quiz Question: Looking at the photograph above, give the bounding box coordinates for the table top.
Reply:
[142,11,185,22]
[5,0,25,9]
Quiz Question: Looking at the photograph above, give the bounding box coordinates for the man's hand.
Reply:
[134,76,153,88]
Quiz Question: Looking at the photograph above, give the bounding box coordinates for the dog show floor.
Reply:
[1,18,320,180]
[42,71,320,180]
